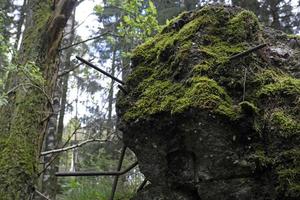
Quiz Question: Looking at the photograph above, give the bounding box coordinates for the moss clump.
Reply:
[277,168,300,198]
[122,5,264,122]
[175,77,232,112]
[287,34,300,40]
[257,77,300,98]
[124,76,235,121]
[124,80,184,120]
[227,10,261,42]
[118,5,300,199]
[270,111,300,138]
[239,101,259,115]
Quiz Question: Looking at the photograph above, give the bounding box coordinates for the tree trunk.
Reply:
[107,45,117,133]
[13,0,27,51]
[40,9,76,199]
[0,0,77,199]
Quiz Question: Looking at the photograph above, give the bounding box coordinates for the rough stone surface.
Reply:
[117,5,300,200]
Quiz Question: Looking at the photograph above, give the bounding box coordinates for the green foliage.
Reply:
[59,177,138,200]
[22,61,45,86]
[118,0,160,44]
[95,0,161,56]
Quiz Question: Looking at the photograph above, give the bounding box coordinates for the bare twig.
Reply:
[230,43,267,61]
[58,57,95,77]
[76,56,125,85]
[35,189,51,200]
[242,67,247,101]
[118,85,128,95]
[41,138,107,156]
[59,32,119,51]
[56,161,138,177]
[109,146,127,200]
[63,13,93,37]
[137,179,148,192]
[38,126,80,176]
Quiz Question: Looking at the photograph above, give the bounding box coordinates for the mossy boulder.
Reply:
[117,5,300,200]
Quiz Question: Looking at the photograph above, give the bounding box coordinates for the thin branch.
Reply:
[242,67,247,101]
[41,138,107,156]
[63,13,93,37]
[56,161,138,177]
[109,146,127,200]
[59,32,119,51]
[58,57,95,77]
[230,43,267,61]
[37,126,80,176]
[76,56,125,85]
[35,189,51,200]
[117,85,128,95]
[137,179,148,192]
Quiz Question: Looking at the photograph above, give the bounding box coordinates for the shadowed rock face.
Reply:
[117,5,300,200]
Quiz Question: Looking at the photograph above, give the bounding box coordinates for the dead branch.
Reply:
[59,32,119,51]
[56,161,138,177]
[109,146,127,200]
[35,189,51,200]
[41,138,107,156]
[37,126,80,176]
[230,43,267,61]
[76,56,125,85]
[137,179,148,192]
[117,85,128,95]
[58,57,95,77]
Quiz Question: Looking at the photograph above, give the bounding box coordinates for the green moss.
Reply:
[126,66,154,88]
[239,101,259,115]
[277,168,300,198]
[257,77,300,98]
[22,2,51,60]
[227,10,261,42]
[123,6,265,122]
[270,111,300,138]
[124,80,184,120]
[254,69,282,86]
[119,5,300,199]
[124,77,234,120]
[250,150,274,168]
[199,42,245,63]
[287,34,300,40]
[193,62,211,75]
[132,5,243,66]
[179,77,232,110]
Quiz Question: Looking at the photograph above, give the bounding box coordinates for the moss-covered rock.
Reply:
[117,5,300,200]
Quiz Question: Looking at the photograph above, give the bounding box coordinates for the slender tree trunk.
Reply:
[269,0,281,30]
[40,8,76,199]
[14,0,27,50]
[107,45,117,133]
[0,0,77,199]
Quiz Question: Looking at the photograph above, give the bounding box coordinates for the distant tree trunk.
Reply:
[40,8,76,199]
[40,85,60,199]
[107,45,117,133]
[13,0,27,50]
[0,0,77,199]
[269,0,281,30]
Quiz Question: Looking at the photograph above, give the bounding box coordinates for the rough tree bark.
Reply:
[0,0,77,199]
